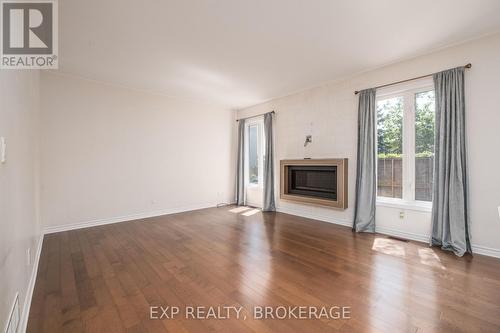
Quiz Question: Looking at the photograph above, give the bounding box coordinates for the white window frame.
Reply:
[375,78,434,212]
[245,117,264,188]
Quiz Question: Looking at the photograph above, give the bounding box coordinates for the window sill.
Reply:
[376,198,432,212]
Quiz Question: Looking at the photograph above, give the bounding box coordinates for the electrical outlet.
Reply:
[399,211,405,219]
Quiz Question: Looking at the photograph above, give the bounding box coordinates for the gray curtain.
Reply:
[353,89,377,232]
[263,112,276,211]
[236,120,246,205]
[431,67,472,256]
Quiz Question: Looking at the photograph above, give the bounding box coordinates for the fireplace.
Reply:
[288,166,337,200]
[280,159,347,209]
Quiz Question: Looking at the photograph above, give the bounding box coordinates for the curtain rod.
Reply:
[236,110,275,122]
[354,63,471,95]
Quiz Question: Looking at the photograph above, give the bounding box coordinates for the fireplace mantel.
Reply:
[280,159,348,209]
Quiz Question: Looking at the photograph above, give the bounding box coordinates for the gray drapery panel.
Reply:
[431,67,472,257]
[236,120,246,206]
[353,89,377,232]
[263,112,276,212]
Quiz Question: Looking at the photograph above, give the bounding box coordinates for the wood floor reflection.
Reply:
[27,206,500,332]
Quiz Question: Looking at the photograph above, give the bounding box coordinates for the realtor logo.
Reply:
[1,0,58,69]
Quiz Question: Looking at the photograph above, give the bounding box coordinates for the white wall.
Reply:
[237,33,500,256]
[40,72,235,231]
[0,70,41,331]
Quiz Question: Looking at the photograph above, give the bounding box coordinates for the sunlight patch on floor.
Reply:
[418,248,446,270]
[229,206,262,216]
[229,206,252,213]
[371,238,406,258]
[242,209,260,216]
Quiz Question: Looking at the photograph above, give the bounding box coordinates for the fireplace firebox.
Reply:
[280,159,347,209]
[288,166,337,200]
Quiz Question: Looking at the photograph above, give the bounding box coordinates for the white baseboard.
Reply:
[43,202,220,234]
[277,205,500,259]
[375,226,430,243]
[472,244,500,258]
[18,233,44,333]
[276,206,352,227]
[277,205,427,242]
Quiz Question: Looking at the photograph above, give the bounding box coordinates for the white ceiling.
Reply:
[58,0,500,109]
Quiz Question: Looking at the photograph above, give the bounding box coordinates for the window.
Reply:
[246,119,264,186]
[376,81,435,207]
[248,124,259,184]
[377,96,403,199]
[415,91,435,201]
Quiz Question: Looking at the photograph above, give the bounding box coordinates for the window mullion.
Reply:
[376,81,434,205]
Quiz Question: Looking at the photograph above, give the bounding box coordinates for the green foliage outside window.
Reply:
[377,91,435,159]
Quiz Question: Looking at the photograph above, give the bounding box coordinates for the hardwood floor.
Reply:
[27,206,500,333]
